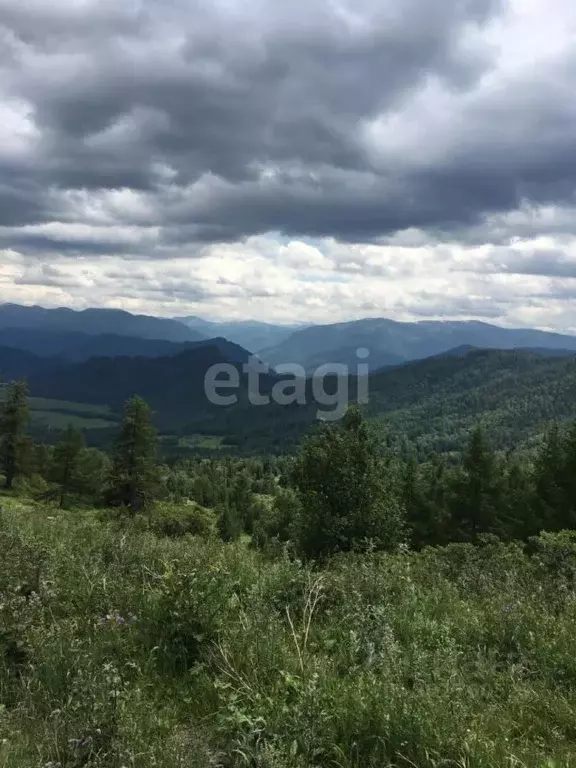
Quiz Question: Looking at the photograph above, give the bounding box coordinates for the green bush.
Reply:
[2,497,576,767]
[150,501,217,539]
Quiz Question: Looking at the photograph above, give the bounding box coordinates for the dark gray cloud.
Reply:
[2,0,576,259]
[484,247,576,278]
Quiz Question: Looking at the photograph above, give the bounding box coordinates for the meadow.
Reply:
[0,393,119,434]
[1,495,576,767]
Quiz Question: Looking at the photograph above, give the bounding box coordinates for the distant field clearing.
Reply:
[0,390,119,430]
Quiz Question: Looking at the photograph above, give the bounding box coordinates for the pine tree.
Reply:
[403,455,450,548]
[51,424,85,508]
[293,407,405,559]
[557,421,576,530]
[502,454,536,539]
[451,425,504,542]
[75,448,111,505]
[218,503,242,542]
[533,423,566,531]
[107,396,159,514]
[0,381,30,490]
[231,470,253,529]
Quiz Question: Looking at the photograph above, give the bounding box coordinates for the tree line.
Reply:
[2,379,576,559]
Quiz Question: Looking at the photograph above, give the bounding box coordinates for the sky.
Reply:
[2,0,576,329]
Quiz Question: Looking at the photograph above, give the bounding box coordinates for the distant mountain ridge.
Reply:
[178,316,299,353]
[0,345,66,381]
[0,303,204,343]
[4,337,576,455]
[0,328,206,361]
[261,318,576,372]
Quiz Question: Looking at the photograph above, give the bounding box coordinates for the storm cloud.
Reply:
[2,0,576,328]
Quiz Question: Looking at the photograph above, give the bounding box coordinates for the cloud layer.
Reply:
[2,0,576,328]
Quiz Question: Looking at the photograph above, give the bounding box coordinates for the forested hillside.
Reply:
[3,386,576,766]
[366,348,576,454]
[262,317,576,372]
[0,328,203,361]
[9,346,576,454]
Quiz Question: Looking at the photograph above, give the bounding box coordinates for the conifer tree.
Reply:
[555,421,576,530]
[504,456,537,539]
[0,381,30,489]
[403,455,451,548]
[217,503,242,542]
[231,469,253,527]
[293,407,405,559]
[51,424,85,508]
[75,448,111,505]
[533,423,566,531]
[451,425,504,541]
[107,395,159,514]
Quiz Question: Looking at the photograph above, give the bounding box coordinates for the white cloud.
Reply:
[1,0,576,333]
[2,233,576,332]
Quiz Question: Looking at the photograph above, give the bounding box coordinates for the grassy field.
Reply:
[0,392,119,431]
[26,398,114,416]
[177,434,225,450]
[31,409,118,430]
[1,496,576,766]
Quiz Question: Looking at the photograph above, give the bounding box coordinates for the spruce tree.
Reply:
[231,470,253,528]
[51,424,85,508]
[107,396,159,514]
[452,425,504,541]
[533,423,566,531]
[0,381,30,490]
[217,503,242,542]
[293,407,405,559]
[403,455,451,548]
[557,421,576,530]
[75,448,111,505]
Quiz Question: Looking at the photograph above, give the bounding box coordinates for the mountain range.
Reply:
[3,303,576,370]
[259,318,576,372]
[4,343,573,455]
[2,302,576,455]
[0,303,203,344]
[178,316,298,353]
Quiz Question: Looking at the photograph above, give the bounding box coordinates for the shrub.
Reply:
[150,501,217,538]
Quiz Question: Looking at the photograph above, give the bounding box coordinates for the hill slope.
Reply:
[0,327,212,361]
[179,316,300,353]
[0,345,66,381]
[364,348,576,453]
[0,303,203,343]
[261,318,576,372]
[27,339,269,430]
[22,344,576,455]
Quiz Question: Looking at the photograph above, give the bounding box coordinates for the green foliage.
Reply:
[217,504,243,542]
[74,446,112,503]
[451,425,506,541]
[149,501,217,538]
[0,380,30,489]
[107,395,160,514]
[251,488,300,552]
[50,423,85,507]
[2,499,576,766]
[293,407,406,558]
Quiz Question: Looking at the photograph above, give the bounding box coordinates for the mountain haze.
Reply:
[0,304,204,343]
[261,318,576,372]
[0,328,207,362]
[26,338,267,429]
[179,316,299,353]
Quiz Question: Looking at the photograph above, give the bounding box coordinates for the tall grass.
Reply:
[1,497,576,767]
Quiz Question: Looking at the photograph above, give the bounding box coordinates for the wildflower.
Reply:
[98,611,128,627]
